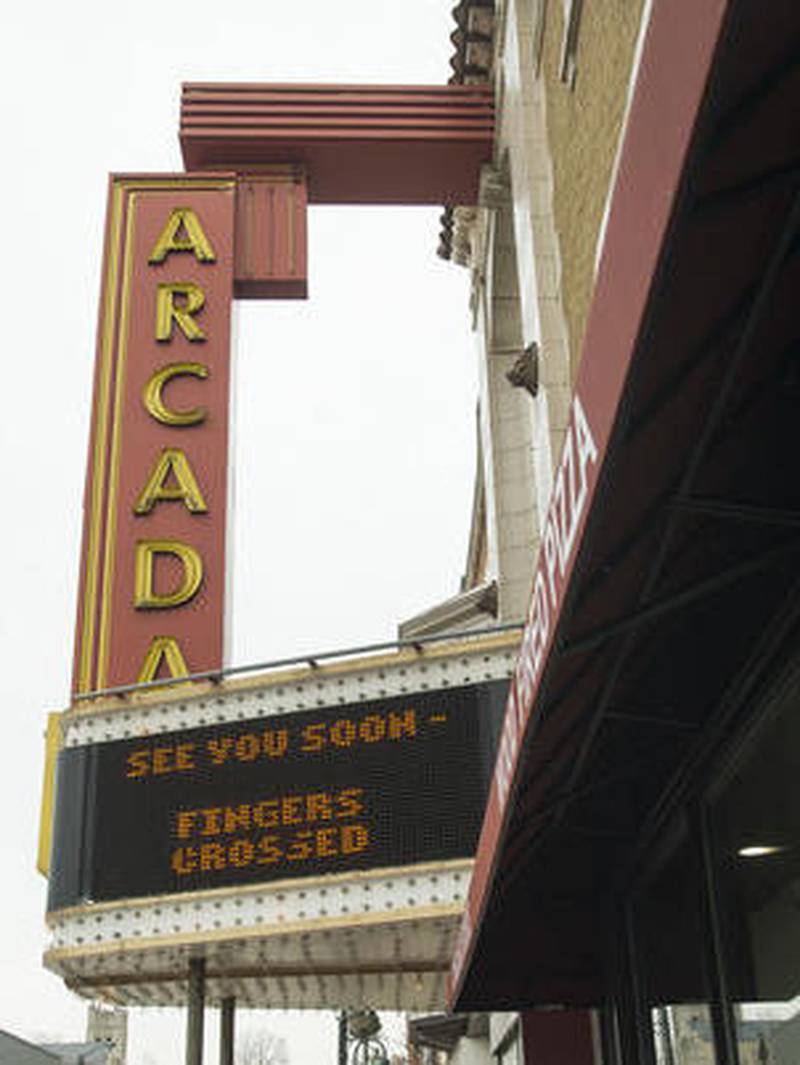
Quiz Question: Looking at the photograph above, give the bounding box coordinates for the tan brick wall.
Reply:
[541,0,645,377]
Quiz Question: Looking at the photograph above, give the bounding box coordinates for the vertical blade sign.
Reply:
[73,175,236,696]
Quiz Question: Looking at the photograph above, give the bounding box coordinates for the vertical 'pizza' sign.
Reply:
[73,175,236,695]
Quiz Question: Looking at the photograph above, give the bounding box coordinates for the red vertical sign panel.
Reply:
[73,174,236,695]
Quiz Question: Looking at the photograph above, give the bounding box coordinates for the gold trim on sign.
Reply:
[77,182,125,694]
[96,192,138,688]
[120,179,236,192]
[36,712,64,875]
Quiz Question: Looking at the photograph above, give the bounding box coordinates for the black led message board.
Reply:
[48,681,508,909]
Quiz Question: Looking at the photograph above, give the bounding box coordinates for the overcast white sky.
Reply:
[0,2,477,1062]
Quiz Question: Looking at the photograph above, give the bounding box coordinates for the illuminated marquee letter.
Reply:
[143,362,209,426]
[148,208,216,264]
[134,448,208,514]
[137,636,191,683]
[134,540,204,609]
[156,283,207,342]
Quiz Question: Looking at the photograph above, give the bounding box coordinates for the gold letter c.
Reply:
[143,362,209,427]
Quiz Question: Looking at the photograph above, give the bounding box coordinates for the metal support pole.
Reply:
[186,957,206,1065]
[337,1011,348,1065]
[618,902,656,1065]
[220,996,235,1065]
[695,803,741,1065]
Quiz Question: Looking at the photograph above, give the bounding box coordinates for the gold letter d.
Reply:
[134,540,204,609]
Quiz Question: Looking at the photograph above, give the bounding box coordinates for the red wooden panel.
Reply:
[234,170,307,299]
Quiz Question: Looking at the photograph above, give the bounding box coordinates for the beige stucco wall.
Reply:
[541,0,646,376]
[430,0,648,621]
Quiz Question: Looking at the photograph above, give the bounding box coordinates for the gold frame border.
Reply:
[75,176,234,694]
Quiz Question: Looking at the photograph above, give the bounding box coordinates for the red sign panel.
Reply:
[73,174,236,696]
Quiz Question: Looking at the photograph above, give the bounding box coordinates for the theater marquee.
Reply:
[44,635,516,1009]
[48,681,507,909]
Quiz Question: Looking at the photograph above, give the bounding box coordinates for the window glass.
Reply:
[711,687,800,1065]
[651,1005,715,1065]
[635,825,714,1065]
[497,1027,521,1065]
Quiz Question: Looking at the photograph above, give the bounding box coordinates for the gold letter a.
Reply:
[148,208,216,264]
[137,636,191,683]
